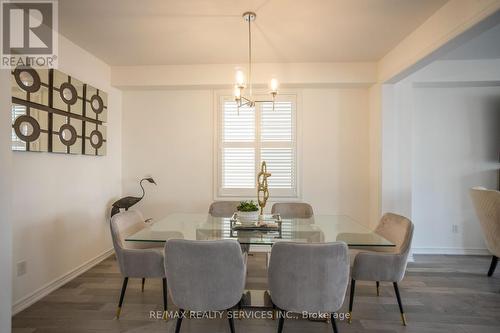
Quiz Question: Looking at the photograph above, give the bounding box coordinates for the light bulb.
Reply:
[235,69,245,87]
[269,78,279,93]
[233,85,241,99]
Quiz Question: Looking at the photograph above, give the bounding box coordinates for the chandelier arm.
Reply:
[241,96,252,103]
[238,97,253,107]
[253,99,275,103]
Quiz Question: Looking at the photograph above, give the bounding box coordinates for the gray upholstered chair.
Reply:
[209,201,251,253]
[113,210,161,292]
[268,242,350,333]
[208,201,240,217]
[349,213,414,326]
[110,210,167,319]
[470,187,500,276]
[165,239,247,333]
[271,202,314,218]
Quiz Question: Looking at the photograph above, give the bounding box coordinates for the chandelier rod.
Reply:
[248,14,252,98]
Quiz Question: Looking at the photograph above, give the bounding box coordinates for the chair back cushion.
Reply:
[352,213,414,282]
[110,210,157,250]
[271,202,314,218]
[165,239,246,311]
[470,187,500,257]
[375,213,413,254]
[268,242,349,313]
[208,201,240,217]
[110,210,166,278]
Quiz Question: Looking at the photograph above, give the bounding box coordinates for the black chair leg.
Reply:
[237,298,244,320]
[330,314,338,333]
[162,278,168,320]
[141,278,145,292]
[277,311,285,333]
[487,256,498,277]
[376,281,380,296]
[175,309,184,333]
[228,315,235,333]
[271,301,277,320]
[393,282,407,326]
[348,279,355,323]
[116,277,128,319]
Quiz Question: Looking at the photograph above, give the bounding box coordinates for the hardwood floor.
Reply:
[12,254,500,333]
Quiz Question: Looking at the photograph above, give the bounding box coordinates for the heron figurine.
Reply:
[111,177,157,217]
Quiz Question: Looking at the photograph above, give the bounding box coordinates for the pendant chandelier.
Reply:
[233,11,279,111]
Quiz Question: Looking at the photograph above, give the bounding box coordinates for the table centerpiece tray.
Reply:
[230,213,282,232]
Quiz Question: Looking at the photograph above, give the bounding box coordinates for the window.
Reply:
[216,93,298,198]
[11,104,27,151]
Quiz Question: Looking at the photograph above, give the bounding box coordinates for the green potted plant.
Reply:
[236,200,260,223]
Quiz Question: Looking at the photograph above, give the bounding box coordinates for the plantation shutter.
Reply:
[218,95,297,197]
[221,102,255,190]
[260,101,295,191]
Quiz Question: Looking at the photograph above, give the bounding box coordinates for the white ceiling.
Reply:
[59,0,448,66]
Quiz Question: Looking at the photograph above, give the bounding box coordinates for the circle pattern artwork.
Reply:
[89,130,103,149]
[90,94,104,114]
[59,124,77,146]
[20,72,34,87]
[13,115,41,142]
[20,121,34,136]
[11,68,109,156]
[14,67,41,93]
[60,82,78,105]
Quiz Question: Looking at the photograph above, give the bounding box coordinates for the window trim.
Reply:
[213,89,301,200]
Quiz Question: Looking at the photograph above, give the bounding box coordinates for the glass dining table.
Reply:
[125,213,394,307]
[126,213,394,247]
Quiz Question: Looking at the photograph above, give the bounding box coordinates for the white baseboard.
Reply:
[411,247,490,256]
[12,248,114,315]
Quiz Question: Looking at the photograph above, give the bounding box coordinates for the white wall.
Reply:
[122,88,371,225]
[381,58,500,254]
[0,70,13,331]
[122,90,213,216]
[412,86,500,252]
[367,84,383,227]
[301,88,370,223]
[381,82,414,218]
[11,34,123,312]
[112,62,377,88]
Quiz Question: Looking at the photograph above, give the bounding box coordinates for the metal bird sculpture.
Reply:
[111,177,157,217]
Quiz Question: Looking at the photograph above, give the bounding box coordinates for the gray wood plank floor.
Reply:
[12,254,500,333]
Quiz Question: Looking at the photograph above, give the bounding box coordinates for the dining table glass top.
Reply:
[125,213,394,248]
